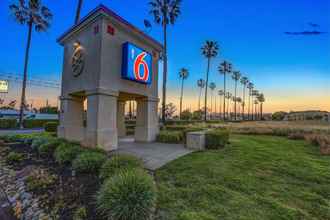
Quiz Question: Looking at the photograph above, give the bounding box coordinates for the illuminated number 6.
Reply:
[134,52,149,82]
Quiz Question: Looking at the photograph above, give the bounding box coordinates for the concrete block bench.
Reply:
[186,131,206,150]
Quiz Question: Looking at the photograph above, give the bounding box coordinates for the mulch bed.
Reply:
[1,142,104,220]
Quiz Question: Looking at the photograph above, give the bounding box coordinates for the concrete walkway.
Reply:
[116,137,194,170]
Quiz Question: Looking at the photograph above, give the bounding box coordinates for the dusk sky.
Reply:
[0,0,329,113]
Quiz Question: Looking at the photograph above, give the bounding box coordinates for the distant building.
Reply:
[283,110,329,122]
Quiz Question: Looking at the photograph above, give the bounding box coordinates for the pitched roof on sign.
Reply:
[57,4,163,50]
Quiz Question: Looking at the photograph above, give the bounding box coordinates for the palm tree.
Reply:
[257,93,265,120]
[218,61,232,121]
[231,71,241,120]
[225,92,232,120]
[218,90,224,119]
[75,0,83,24]
[247,82,254,120]
[150,0,181,124]
[209,82,216,119]
[179,68,189,119]
[10,0,52,129]
[254,100,259,120]
[236,97,242,118]
[201,41,219,121]
[240,76,249,120]
[252,90,259,120]
[197,79,205,111]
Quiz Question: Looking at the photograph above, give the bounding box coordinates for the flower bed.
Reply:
[0,134,155,219]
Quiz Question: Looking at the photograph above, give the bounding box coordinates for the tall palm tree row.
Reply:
[225,92,232,119]
[179,68,189,119]
[240,76,249,119]
[252,90,259,120]
[10,0,52,129]
[218,61,232,121]
[197,79,205,111]
[208,82,216,119]
[247,82,254,120]
[149,0,182,123]
[218,90,224,118]
[231,70,241,120]
[257,93,265,120]
[201,41,219,121]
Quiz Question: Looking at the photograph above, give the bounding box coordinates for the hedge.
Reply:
[156,130,183,144]
[0,119,17,129]
[44,121,59,132]
[205,129,230,149]
[23,119,59,129]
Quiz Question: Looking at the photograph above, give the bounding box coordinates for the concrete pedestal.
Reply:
[135,98,159,142]
[186,131,206,150]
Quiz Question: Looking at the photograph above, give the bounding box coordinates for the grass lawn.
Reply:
[155,135,330,220]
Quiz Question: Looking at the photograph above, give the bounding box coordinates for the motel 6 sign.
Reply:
[122,42,152,84]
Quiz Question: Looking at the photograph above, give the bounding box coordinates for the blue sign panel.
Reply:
[122,42,152,84]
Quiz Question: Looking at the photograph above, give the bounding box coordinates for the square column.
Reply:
[135,97,159,142]
[58,96,85,142]
[85,92,118,151]
[117,101,126,137]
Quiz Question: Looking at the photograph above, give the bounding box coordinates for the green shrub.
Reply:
[99,154,143,180]
[0,133,51,144]
[73,207,87,220]
[54,143,81,165]
[165,125,188,131]
[156,130,183,144]
[72,151,107,173]
[44,121,59,132]
[205,129,230,149]
[38,138,64,156]
[178,211,216,220]
[31,137,52,150]
[96,169,156,220]
[0,119,17,129]
[25,169,56,191]
[6,152,24,164]
[23,119,58,129]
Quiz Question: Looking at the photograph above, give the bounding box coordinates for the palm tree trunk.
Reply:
[251,95,254,120]
[75,0,83,24]
[227,97,230,120]
[19,21,33,129]
[161,22,168,124]
[204,58,210,122]
[223,74,226,121]
[219,95,222,120]
[179,78,184,120]
[260,103,263,120]
[248,90,251,120]
[234,80,237,120]
[198,87,202,111]
[242,86,246,120]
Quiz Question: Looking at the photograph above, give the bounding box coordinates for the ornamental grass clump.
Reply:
[156,130,183,144]
[205,129,230,150]
[54,143,81,165]
[96,169,156,220]
[99,154,143,180]
[72,151,107,173]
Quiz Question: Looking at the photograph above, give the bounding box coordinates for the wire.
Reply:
[0,73,60,89]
